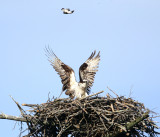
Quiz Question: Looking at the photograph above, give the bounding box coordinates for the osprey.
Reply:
[61,8,74,14]
[45,47,100,99]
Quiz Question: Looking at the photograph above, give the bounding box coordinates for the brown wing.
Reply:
[79,50,100,93]
[45,47,76,93]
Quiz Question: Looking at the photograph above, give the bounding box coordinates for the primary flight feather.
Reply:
[45,47,100,99]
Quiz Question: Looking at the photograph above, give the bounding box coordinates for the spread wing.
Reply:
[45,47,76,95]
[79,50,100,93]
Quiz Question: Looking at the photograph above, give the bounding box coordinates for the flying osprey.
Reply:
[61,8,74,14]
[45,47,100,99]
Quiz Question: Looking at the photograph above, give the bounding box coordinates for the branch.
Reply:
[22,104,39,107]
[107,111,150,137]
[80,91,104,101]
[0,113,27,122]
[107,87,119,98]
[126,110,149,130]
[10,95,25,116]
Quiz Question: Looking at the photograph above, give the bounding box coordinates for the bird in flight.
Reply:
[61,8,74,14]
[45,47,100,99]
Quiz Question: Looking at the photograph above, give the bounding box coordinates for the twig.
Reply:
[149,115,160,118]
[10,95,25,116]
[126,110,150,130]
[57,124,72,137]
[110,103,115,112]
[22,104,39,107]
[107,87,119,98]
[107,111,150,137]
[79,91,104,101]
[0,113,27,122]
[73,100,88,114]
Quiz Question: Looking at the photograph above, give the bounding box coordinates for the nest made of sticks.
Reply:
[19,91,159,137]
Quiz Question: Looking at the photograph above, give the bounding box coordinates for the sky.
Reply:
[0,0,160,136]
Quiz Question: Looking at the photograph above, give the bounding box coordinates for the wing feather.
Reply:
[45,47,76,94]
[79,50,100,93]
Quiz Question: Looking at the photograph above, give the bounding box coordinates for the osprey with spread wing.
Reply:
[45,47,100,99]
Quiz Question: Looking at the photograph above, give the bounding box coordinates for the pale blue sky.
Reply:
[0,0,160,136]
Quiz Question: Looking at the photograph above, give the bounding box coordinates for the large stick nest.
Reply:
[20,92,159,137]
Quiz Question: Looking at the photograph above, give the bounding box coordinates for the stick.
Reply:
[107,87,119,98]
[22,104,39,107]
[0,113,27,122]
[79,91,104,101]
[107,111,150,137]
[10,95,25,116]
[126,110,150,130]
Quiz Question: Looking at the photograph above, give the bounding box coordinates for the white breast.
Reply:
[70,71,88,98]
[74,83,88,98]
